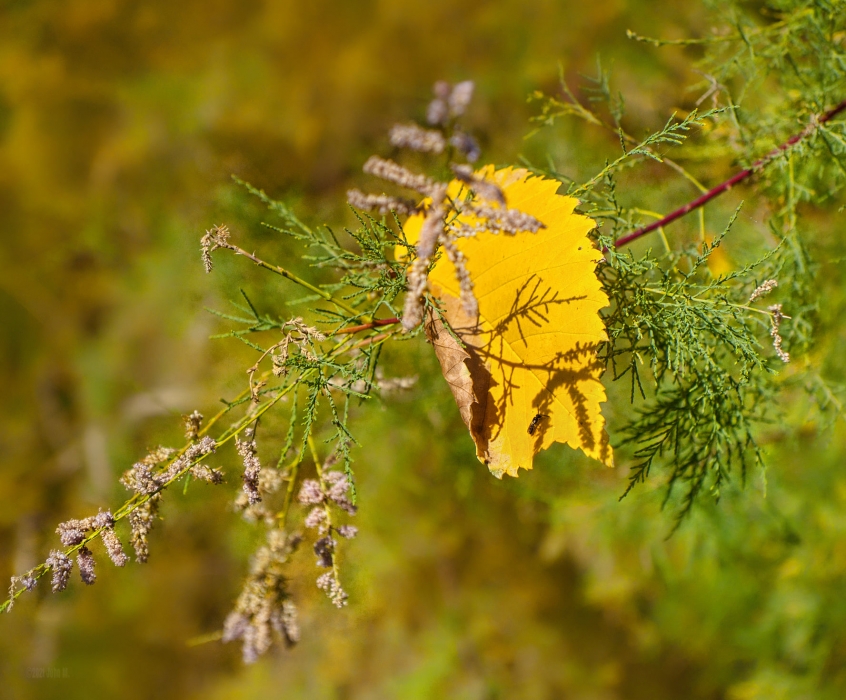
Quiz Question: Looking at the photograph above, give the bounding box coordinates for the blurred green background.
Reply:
[2,1,845,698]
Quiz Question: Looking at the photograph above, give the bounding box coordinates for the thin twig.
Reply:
[220,241,363,318]
[613,99,846,249]
[333,318,399,335]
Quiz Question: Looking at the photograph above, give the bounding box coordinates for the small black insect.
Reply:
[527,412,547,436]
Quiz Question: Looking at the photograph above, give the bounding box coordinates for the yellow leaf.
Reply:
[405,166,612,477]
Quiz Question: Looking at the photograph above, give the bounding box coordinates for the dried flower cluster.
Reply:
[266,318,325,376]
[347,81,545,330]
[346,189,421,217]
[120,438,221,562]
[298,468,358,608]
[18,509,134,591]
[222,529,302,664]
[200,224,231,273]
[6,573,37,610]
[389,123,445,154]
[245,317,327,402]
[235,461,287,524]
[121,437,219,496]
[748,278,778,303]
[236,428,262,505]
[45,551,73,593]
[128,495,160,564]
[768,303,790,363]
[427,80,473,124]
[183,410,204,440]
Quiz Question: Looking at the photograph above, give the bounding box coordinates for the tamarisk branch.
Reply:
[613,98,846,249]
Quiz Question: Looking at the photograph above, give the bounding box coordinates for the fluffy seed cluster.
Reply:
[442,238,477,316]
[222,529,301,664]
[402,186,448,330]
[450,164,506,206]
[77,547,96,585]
[303,506,328,532]
[42,508,131,592]
[455,202,545,236]
[44,438,217,591]
[298,471,357,516]
[362,156,442,198]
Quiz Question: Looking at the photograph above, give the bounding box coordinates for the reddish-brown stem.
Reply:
[613,99,846,249]
[334,318,399,335]
[350,332,391,350]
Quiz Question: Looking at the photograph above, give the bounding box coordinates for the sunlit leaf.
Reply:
[406,166,612,476]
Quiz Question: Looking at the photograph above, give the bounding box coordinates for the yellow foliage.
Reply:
[405,167,612,477]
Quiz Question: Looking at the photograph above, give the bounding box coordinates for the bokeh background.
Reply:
[2,1,846,698]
